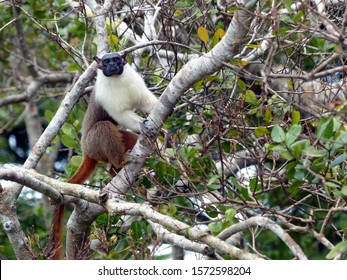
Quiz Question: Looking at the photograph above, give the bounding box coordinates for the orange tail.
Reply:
[68,155,98,184]
[46,204,64,259]
[47,155,97,259]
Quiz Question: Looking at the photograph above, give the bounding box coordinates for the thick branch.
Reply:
[0,165,260,260]
[104,200,262,260]
[147,220,214,258]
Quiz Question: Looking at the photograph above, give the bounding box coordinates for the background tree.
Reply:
[0,0,346,260]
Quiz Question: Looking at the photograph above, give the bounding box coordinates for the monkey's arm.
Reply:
[140,90,158,114]
[109,110,144,133]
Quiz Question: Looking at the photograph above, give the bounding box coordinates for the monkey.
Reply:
[46,52,158,259]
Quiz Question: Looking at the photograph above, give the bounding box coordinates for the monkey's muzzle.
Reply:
[103,64,124,77]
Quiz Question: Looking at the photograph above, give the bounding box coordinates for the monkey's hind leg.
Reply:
[82,121,136,171]
[108,129,138,175]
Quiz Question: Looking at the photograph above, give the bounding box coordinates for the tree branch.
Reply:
[217,216,308,260]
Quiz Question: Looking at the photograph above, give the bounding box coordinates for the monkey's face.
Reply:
[94,53,127,77]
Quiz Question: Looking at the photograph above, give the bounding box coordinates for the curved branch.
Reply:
[147,220,214,258]
[217,216,308,260]
[105,200,262,260]
[0,73,77,108]
[1,164,100,204]
[0,168,62,203]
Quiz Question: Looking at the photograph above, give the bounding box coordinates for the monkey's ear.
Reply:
[120,52,127,65]
[93,56,103,69]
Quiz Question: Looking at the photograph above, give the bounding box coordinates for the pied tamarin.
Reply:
[47,52,158,259]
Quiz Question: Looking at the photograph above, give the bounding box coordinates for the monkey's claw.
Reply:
[141,119,156,138]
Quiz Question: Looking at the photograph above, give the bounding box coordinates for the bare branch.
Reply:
[217,216,308,260]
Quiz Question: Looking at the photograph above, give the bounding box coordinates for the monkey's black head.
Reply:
[94,52,127,77]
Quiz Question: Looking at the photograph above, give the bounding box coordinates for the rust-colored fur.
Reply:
[48,91,138,259]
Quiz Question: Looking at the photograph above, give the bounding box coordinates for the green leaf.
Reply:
[325,181,341,189]
[211,33,219,48]
[208,221,223,235]
[286,124,301,146]
[286,161,298,179]
[67,64,82,72]
[44,110,54,122]
[254,126,270,137]
[326,241,347,259]
[240,188,252,201]
[207,175,220,186]
[294,164,306,181]
[245,0,258,9]
[283,0,292,12]
[159,204,169,215]
[130,221,142,240]
[225,208,236,225]
[291,139,310,149]
[331,131,347,153]
[237,79,246,90]
[244,89,257,105]
[211,29,225,48]
[71,155,82,167]
[230,177,252,201]
[265,109,272,124]
[108,34,119,46]
[290,139,309,158]
[249,177,260,192]
[205,206,219,218]
[288,180,301,196]
[176,1,190,8]
[317,118,334,141]
[246,44,262,49]
[341,185,347,197]
[230,59,248,66]
[168,203,177,216]
[61,123,75,137]
[207,184,221,191]
[304,149,328,158]
[266,144,292,160]
[198,26,209,43]
[291,110,300,125]
[294,10,304,23]
[271,125,286,143]
[330,153,346,168]
[291,143,303,158]
[61,134,78,149]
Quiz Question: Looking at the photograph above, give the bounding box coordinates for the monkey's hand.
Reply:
[141,119,157,138]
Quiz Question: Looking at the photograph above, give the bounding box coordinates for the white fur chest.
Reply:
[94,64,155,131]
[96,64,148,109]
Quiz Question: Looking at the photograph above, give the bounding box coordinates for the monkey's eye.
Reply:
[103,59,110,64]
[114,57,120,63]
